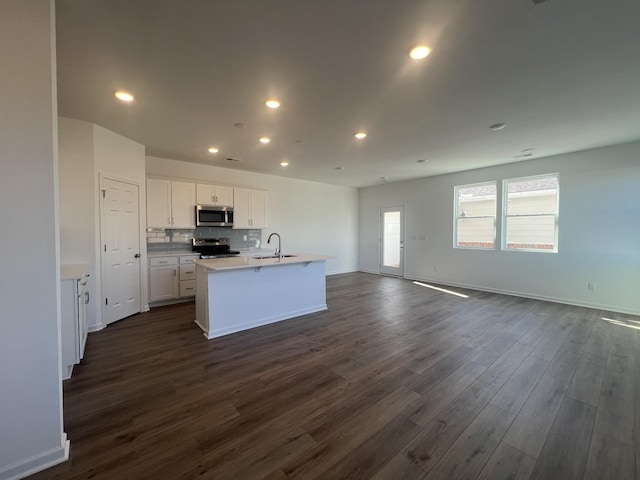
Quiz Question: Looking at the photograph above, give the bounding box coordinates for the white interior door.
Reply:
[380,206,404,276]
[102,178,141,325]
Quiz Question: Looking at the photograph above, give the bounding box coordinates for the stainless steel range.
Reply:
[192,237,240,259]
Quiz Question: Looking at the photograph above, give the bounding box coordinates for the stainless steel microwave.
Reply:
[195,205,234,227]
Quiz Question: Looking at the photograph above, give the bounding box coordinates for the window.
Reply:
[502,174,559,252]
[454,182,497,249]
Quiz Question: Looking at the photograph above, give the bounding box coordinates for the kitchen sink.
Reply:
[253,254,297,259]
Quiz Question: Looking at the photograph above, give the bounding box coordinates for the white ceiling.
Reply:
[55,0,640,187]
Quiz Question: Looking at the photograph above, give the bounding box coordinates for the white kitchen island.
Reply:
[194,254,332,339]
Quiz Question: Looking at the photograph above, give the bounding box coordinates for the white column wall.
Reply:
[58,119,147,330]
[146,156,359,275]
[359,142,640,315]
[0,1,68,478]
[58,117,99,328]
[94,125,148,321]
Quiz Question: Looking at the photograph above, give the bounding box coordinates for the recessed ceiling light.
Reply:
[259,137,271,144]
[354,132,367,139]
[265,99,280,109]
[114,90,134,102]
[207,147,219,154]
[280,161,289,167]
[409,45,431,60]
[489,123,507,131]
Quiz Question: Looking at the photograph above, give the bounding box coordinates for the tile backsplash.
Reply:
[147,227,263,255]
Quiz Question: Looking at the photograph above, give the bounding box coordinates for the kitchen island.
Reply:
[194,254,333,339]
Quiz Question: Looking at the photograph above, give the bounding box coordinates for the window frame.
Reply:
[501,173,559,253]
[453,181,497,250]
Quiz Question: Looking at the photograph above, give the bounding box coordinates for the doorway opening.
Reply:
[380,206,404,276]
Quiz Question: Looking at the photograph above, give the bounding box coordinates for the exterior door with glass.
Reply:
[380,207,404,276]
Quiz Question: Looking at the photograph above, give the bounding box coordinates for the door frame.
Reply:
[379,206,405,277]
[98,173,147,329]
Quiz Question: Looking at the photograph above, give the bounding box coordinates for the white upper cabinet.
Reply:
[171,181,196,228]
[196,184,233,207]
[147,179,196,228]
[249,189,266,228]
[146,179,172,228]
[233,187,266,229]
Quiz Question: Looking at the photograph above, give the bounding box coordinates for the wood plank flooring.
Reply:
[28,273,639,480]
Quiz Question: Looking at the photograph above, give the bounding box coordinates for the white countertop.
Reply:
[147,252,199,258]
[60,264,88,280]
[195,253,333,272]
[147,248,274,258]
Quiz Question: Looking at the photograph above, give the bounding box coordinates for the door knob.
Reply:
[134,253,141,258]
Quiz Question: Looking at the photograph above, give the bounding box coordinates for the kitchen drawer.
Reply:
[180,280,196,297]
[180,264,196,281]
[180,255,200,264]
[150,256,178,266]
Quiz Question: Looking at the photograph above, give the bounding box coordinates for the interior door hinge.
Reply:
[102,189,106,198]
[104,244,107,252]
[105,298,108,305]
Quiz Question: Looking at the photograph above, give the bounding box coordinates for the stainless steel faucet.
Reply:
[267,232,281,257]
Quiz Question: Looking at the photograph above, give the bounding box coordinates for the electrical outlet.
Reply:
[588,282,597,291]
[243,235,247,241]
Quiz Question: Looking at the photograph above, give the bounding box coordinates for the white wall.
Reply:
[94,125,148,319]
[58,119,147,330]
[0,1,68,478]
[146,156,359,275]
[58,117,99,327]
[360,142,640,315]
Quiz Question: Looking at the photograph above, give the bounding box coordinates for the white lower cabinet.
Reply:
[149,257,179,302]
[179,255,199,297]
[60,265,89,380]
[149,254,200,304]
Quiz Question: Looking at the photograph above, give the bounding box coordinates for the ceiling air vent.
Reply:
[225,157,240,162]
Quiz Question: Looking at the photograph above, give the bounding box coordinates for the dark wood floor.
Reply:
[29,273,639,480]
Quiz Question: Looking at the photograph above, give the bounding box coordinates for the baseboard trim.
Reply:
[87,323,104,333]
[327,268,359,276]
[404,274,640,316]
[358,268,379,275]
[149,297,195,309]
[0,434,69,480]
[198,304,328,340]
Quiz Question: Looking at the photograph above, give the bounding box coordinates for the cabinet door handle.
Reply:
[173,269,177,276]
[168,216,171,225]
[85,292,90,304]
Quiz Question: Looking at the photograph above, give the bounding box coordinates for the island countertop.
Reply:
[195,253,333,272]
